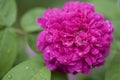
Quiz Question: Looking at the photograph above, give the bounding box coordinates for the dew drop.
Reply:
[25,66,29,70]
[7,75,12,80]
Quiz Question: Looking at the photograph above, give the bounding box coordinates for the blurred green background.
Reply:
[0,0,120,80]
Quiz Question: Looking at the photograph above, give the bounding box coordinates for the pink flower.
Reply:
[36,1,114,74]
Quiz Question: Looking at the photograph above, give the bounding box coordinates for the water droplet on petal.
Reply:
[63,41,73,47]
[64,59,67,62]
[78,52,83,56]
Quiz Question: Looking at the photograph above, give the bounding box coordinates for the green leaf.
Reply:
[31,67,51,80]
[2,55,51,80]
[51,71,68,80]
[105,53,120,80]
[0,0,17,27]
[21,8,45,33]
[14,37,29,65]
[0,28,17,78]
[27,33,39,53]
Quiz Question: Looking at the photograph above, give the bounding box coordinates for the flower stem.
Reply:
[13,28,27,35]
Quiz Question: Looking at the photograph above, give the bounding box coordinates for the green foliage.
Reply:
[0,0,120,80]
[51,71,68,80]
[76,66,105,80]
[105,53,120,80]
[21,8,45,53]
[21,8,44,33]
[2,55,51,80]
[0,28,17,78]
[31,67,51,80]
[14,37,29,65]
[27,33,39,53]
[0,0,17,27]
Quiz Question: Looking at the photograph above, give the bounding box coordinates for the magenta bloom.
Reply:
[36,1,114,74]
